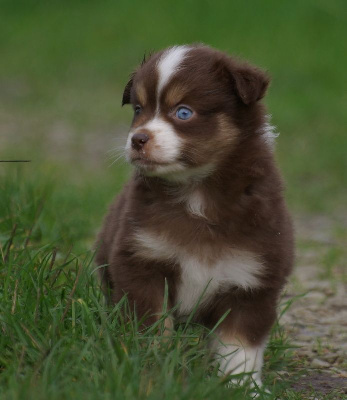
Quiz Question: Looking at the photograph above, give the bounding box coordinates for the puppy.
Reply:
[96,44,294,387]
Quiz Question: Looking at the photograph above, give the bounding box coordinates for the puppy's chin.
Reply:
[132,158,215,183]
[131,157,184,176]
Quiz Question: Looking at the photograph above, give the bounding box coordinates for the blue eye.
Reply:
[176,106,193,120]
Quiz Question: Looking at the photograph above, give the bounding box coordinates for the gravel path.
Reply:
[281,215,347,396]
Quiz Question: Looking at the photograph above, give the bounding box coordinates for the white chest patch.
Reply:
[134,230,264,316]
[185,189,206,218]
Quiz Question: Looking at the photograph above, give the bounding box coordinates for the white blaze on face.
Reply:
[126,46,195,175]
[156,45,191,110]
[144,47,190,167]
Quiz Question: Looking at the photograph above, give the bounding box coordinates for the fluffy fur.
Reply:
[95,44,294,387]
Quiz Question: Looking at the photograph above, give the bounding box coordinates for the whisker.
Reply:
[108,154,127,168]
[107,150,125,161]
[106,144,126,154]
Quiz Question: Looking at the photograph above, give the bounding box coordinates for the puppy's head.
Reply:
[123,45,269,181]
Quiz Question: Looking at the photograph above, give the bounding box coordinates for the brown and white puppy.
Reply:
[96,44,294,387]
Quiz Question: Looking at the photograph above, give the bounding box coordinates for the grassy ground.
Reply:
[1,0,346,399]
[0,169,296,400]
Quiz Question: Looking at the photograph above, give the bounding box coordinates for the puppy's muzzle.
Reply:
[131,132,149,151]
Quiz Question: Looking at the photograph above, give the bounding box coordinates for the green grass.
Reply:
[1,169,345,399]
[0,169,299,400]
[1,0,346,398]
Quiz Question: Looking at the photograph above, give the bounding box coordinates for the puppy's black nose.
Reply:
[131,133,149,150]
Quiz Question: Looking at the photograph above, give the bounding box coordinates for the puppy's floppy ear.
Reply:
[215,57,270,105]
[232,64,270,105]
[122,74,134,106]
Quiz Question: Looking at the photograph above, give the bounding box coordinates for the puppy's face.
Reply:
[123,45,269,181]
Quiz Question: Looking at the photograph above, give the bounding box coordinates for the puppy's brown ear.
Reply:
[122,75,134,106]
[232,64,270,105]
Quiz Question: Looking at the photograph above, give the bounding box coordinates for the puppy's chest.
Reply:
[133,229,264,316]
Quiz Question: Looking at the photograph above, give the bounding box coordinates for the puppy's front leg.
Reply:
[210,290,277,388]
[213,333,266,388]
[115,261,173,334]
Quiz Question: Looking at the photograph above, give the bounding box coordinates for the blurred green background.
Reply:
[1,0,346,216]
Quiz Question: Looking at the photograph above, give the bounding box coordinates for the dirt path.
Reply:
[281,215,347,396]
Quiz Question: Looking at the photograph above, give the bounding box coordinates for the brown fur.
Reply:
[96,45,294,357]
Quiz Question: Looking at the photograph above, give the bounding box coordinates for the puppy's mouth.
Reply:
[129,153,189,178]
[131,156,171,169]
